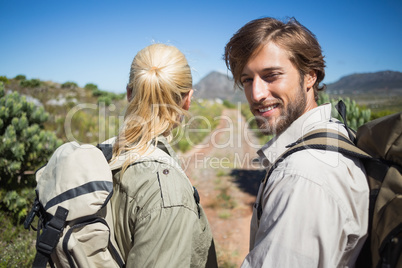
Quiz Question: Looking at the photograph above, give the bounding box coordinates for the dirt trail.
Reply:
[178,108,265,267]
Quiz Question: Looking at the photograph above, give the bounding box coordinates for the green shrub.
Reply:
[223,100,236,109]
[92,88,103,97]
[317,92,371,130]
[0,76,9,84]
[19,79,41,88]
[371,110,395,120]
[14,74,26,80]
[84,83,98,91]
[176,138,191,152]
[0,82,62,221]
[93,88,125,101]
[61,81,78,89]
[115,92,126,100]
[97,95,112,106]
[0,188,36,223]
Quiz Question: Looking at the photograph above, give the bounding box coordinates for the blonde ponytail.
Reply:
[112,44,192,175]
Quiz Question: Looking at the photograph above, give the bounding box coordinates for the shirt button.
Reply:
[163,169,169,175]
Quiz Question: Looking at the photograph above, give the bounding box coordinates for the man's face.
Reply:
[241,42,308,136]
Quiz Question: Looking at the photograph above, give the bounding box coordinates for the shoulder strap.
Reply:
[92,144,126,267]
[32,206,68,268]
[266,128,370,179]
[256,128,371,221]
[97,143,114,162]
[335,100,357,143]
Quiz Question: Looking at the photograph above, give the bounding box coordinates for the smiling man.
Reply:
[224,17,369,267]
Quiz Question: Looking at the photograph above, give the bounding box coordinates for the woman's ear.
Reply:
[126,85,132,102]
[182,89,194,111]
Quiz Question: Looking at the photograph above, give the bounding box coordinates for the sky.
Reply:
[1,0,401,93]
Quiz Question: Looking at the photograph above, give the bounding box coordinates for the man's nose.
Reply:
[251,77,269,103]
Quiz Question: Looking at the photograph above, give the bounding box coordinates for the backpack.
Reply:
[24,141,125,268]
[257,100,402,268]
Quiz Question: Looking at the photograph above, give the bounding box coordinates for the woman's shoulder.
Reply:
[119,147,195,209]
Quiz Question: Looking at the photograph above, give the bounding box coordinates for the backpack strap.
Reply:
[256,128,371,221]
[267,128,370,180]
[95,143,126,267]
[335,100,357,143]
[97,143,114,162]
[32,206,69,268]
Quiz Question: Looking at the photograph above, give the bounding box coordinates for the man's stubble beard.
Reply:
[254,84,307,136]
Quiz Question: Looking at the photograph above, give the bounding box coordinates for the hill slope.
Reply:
[326,70,402,94]
[193,71,246,103]
[325,70,402,113]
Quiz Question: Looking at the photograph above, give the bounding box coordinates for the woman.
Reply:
[110,44,217,267]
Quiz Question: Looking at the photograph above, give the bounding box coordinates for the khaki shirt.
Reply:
[242,104,369,268]
[110,137,217,268]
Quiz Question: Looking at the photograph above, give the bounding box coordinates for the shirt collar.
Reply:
[153,135,180,163]
[257,103,333,168]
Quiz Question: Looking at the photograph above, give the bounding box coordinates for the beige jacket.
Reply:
[242,104,369,268]
[109,137,217,268]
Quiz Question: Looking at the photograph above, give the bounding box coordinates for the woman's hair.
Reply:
[112,43,192,173]
[224,17,326,100]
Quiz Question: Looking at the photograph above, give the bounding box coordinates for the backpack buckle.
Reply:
[36,206,69,255]
[24,198,41,230]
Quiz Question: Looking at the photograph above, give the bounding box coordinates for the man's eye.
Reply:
[264,73,279,82]
[241,78,252,84]
[266,73,278,78]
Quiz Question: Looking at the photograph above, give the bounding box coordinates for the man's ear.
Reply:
[305,70,317,90]
[126,85,132,102]
[182,89,194,111]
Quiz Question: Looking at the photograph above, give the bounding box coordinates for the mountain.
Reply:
[193,71,247,103]
[326,70,402,94]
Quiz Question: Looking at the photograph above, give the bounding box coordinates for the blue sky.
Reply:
[1,0,401,93]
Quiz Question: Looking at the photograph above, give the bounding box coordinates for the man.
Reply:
[224,17,369,267]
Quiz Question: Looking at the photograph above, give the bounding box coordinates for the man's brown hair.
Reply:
[224,17,326,100]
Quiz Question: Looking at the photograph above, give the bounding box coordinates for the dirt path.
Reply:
[178,108,265,267]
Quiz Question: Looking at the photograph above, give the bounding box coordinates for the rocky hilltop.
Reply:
[193,71,246,103]
[326,70,402,95]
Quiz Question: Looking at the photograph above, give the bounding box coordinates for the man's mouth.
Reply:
[258,104,279,113]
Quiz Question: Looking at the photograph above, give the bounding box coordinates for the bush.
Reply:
[97,95,112,106]
[317,92,371,130]
[0,76,9,84]
[0,188,36,223]
[61,81,78,89]
[0,82,62,222]
[223,100,236,109]
[92,89,104,97]
[84,83,98,91]
[19,79,41,88]
[371,110,395,120]
[14,74,26,80]
[93,88,125,101]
